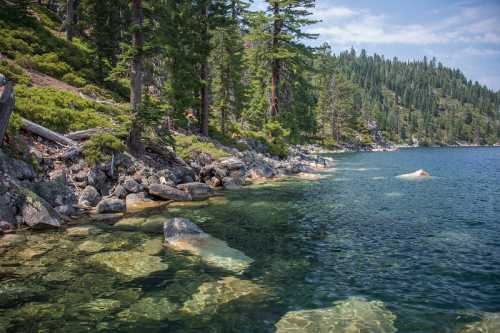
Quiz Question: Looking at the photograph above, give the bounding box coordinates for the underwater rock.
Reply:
[295,172,323,181]
[0,234,26,248]
[164,218,253,273]
[78,240,105,253]
[140,238,164,255]
[459,312,500,333]
[114,215,165,234]
[66,226,101,237]
[14,302,66,320]
[118,296,178,322]
[88,250,168,280]
[397,169,430,179]
[0,281,47,307]
[275,297,397,333]
[77,298,122,314]
[181,277,267,316]
[43,270,75,282]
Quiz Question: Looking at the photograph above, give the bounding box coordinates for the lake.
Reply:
[1,147,499,332]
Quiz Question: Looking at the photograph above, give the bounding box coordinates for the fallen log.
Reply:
[20,118,77,147]
[65,128,113,141]
[0,81,15,146]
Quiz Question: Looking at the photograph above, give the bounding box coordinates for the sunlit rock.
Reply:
[88,251,168,280]
[0,281,47,307]
[275,297,397,333]
[0,234,26,249]
[15,302,66,320]
[164,218,253,273]
[126,192,168,213]
[140,238,164,255]
[43,270,75,282]
[118,296,178,322]
[77,298,122,314]
[459,313,500,333]
[397,169,430,179]
[181,277,267,316]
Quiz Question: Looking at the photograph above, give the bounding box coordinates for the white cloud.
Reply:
[461,47,500,56]
[308,3,500,46]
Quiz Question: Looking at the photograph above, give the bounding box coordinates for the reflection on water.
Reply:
[1,148,500,332]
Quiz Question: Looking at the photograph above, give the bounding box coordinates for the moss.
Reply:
[174,134,230,161]
[83,133,126,166]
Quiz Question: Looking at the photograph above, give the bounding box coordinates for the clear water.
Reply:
[1,148,499,332]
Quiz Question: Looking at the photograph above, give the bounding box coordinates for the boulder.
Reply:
[177,182,213,201]
[54,204,76,216]
[88,167,109,194]
[123,177,141,193]
[96,198,125,214]
[222,177,241,190]
[125,192,167,213]
[164,218,253,273]
[148,183,192,201]
[218,157,245,171]
[112,185,128,199]
[11,159,36,180]
[459,313,500,333]
[31,172,75,208]
[0,221,14,234]
[73,170,88,183]
[21,189,61,228]
[78,185,101,207]
[114,215,165,234]
[397,169,430,179]
[118,297,178,322]
[276,297,397,333]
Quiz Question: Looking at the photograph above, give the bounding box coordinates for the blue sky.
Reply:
[252,0,500,91]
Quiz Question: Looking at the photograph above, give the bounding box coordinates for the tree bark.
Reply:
[65,128,113,141]
[271,1,281,116]
[0,82,15,146]
[66,0,74,41]
[128,0,144,153]
[200,2,209,137]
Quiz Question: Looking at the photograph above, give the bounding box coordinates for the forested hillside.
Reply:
[1,0,499,160]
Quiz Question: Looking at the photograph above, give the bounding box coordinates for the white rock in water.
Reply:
[275,297,397,333]
[459,312,500,333]
[397,169,430,179]
[164,218,253,274]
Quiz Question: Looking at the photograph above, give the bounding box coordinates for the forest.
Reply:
[1,0,499,160]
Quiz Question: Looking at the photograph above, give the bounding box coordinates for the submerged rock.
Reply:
[66,226,101,237]
[118,297,178,322]
[459,312,500,333]
[88,250,168,280]
[164,218,253,273]
[125,192,167,212]
[275,297,397,333]
[0,234,26,248]
[397,169,430,179]
[114,215,165,234]
[78,240,105,253]
[182,277,267,316]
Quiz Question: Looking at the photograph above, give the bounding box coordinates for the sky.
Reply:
[251,0,500,92]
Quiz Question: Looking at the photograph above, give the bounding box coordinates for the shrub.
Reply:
[0,60,31,84]
[174,134,230,161]
[62,72,87,88]
[14,85,118,133]
[263,121,290,159]
[83,133,126,166]
[30,53,72,78]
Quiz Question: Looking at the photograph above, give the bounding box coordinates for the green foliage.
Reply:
[62,73,87,88]
[174,134,230,161]
[0,59,30,84]
[14,85,127,133]
[263,121,289,158]
[83,133,126,166]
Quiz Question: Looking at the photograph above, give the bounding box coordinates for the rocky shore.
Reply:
[0,134,331,240]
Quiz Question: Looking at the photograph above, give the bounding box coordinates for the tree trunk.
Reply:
[0,82,15,146]
[66,0,74,41]
[128,0,144,153]
[200,2,209,137]
[271,1,281,116]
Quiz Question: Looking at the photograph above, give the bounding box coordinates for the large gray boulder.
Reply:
[123,177,141,193]
[79,185,101,207]
[163,217,204,242]
[21,189,61,228]
[148,184,192,201]
[218,157,245,171]
[222,177,241,190]
[31,171,75,208]
[177,182,213,201]
[96,198,125,214]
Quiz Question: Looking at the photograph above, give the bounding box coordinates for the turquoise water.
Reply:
[1,148,499,332]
